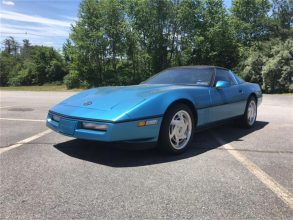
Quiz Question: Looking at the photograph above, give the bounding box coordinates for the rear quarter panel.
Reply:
[238,82,262,105]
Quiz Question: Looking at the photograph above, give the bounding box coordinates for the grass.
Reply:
[0,84,83,92]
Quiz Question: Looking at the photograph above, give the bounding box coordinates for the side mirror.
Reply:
[215,80,230,89]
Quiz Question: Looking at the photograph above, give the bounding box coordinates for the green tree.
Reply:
[262,39,293,93]
[69,0,129,87]
[238,38,293,93]
[177,0,204,65]
[29,46,60,84]
[272,0,293,29]
[2,36,19,56]
[1,38,67,86]
[239,51,264,85]
[0,51,17,86]
[178,0,239,68]
[21,39,31,58]
[127,0,175,73]
[231,0,271,46]
[270,0,293,38]
[65,0,276,89]
[8,61,37,86]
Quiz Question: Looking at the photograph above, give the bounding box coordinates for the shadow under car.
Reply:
[54,121,268,167]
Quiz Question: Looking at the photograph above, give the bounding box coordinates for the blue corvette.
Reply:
[47,66,262,154]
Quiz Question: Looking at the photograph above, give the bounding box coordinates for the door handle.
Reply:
[239,89,243,94]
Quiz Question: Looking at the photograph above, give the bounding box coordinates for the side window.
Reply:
[214,69,236,86]
[228,71,238,85]
[232,71,245,84]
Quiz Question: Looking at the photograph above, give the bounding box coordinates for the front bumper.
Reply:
[46,112,162,143]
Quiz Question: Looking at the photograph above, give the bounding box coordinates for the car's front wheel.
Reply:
[158,103,194,154]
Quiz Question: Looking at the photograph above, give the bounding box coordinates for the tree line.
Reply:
[1,0,292,93]
[0,38,66,86]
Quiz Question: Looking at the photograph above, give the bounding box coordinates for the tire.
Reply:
[158,103,194,154]
[239,96,257,128]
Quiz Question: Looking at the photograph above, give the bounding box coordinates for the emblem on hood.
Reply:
[83,101,92,106]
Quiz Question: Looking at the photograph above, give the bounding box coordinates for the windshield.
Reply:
[143,68,213,86]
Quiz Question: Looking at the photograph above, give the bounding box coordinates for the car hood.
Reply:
[60,84,179,111]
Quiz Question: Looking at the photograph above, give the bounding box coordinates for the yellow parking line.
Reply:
[213,133,293,210]
[0,130,52,154]
[0,118,45,122]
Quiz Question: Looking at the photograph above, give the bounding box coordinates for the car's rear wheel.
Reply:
[239,96,257,128]
[158,103,194,154]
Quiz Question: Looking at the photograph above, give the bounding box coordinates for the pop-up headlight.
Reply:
[52,115,61,122]
[82,122,108,131]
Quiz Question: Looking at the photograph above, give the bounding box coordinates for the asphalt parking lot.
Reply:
[0,91,292,219]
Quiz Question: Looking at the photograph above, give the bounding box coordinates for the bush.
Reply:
[238,38,293,93]
[262,39,293,93]
[0,41,69,87]
[289,84,293,93]
[0,52,16,86]
[8,61,37,86]
[64,70,80,89]
[46,60,66,82]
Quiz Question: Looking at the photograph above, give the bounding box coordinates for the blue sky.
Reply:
[0,0,232,50]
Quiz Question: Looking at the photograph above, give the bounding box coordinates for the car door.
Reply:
[209,68,245,122]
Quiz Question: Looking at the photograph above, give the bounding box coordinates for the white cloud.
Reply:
[63,16,78,21]
[2,1,15,6]
[0,10,72,27]
[0,10,77,49]
[0,23,70,38]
